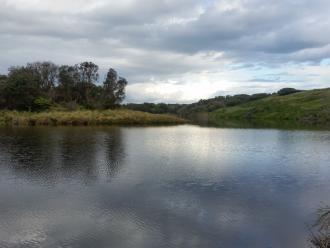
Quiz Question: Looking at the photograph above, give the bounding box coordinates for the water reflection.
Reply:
[0,126,329,248]
[206,118,330,130]
[0,127,125,184]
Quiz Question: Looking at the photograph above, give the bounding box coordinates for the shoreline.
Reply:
[0,109,186,126]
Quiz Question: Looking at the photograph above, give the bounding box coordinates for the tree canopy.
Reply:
[0,61,128,111]
[277,88,302,96]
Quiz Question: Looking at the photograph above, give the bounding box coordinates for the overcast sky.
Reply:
[1,0,330,103]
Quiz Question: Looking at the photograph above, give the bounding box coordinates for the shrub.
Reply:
[277,88,301,96]
[33,97,52,111]
[250,93,270,101]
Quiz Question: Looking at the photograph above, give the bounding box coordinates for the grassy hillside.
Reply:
[0,109,186,126]
[209,88,330,126]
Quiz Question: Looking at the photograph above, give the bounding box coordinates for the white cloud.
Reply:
[0,0,330,102]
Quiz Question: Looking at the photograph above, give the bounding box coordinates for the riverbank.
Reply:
[0,110,186,126]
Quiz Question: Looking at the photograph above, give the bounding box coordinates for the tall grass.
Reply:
[0,109,186,126]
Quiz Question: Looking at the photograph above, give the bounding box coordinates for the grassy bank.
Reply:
[209,88,330,126]
[0,109,186,126]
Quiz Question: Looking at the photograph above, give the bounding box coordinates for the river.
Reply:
[0,126,329,247]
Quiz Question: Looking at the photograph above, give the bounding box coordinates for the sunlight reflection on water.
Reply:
[0,126,329,248]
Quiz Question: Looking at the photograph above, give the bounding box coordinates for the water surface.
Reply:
[0,126,330,248]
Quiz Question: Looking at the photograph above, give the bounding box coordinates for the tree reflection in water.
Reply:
[0,127,125,184]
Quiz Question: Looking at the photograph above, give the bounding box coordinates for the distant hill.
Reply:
[209,88,330,126]
[125,87,330,127]
[125,93,272,118]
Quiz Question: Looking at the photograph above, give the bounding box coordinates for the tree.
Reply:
[56,65,79,102]
[0,61,129,111]
[103,68,127,109]
[89,84,104,109]
[0,75,7,108]
[78,62,99,84]
[116,77,128,103]
[76,62,99,106]
[4,67,41,110]
[26,61,58,96]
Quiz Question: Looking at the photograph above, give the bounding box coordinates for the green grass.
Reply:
[209,88,330,126]
[0,109,186,126]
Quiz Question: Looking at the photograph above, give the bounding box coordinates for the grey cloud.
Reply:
[1,0,330,102]
[2,0,330,61]
[247,78,281,83]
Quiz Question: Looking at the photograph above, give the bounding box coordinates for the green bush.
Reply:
[33,97,52,111]
[277,88,301,96]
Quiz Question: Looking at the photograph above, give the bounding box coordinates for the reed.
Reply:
[0,109,186,126]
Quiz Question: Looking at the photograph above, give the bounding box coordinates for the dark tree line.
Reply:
[0,61,127,111]
[126,89,301,118]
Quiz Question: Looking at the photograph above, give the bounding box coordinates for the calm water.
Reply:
[0,126,330,248]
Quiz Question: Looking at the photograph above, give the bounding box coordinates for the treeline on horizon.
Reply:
[0,61,304,118]
[125,88,303,117]
[0,61,127,111]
